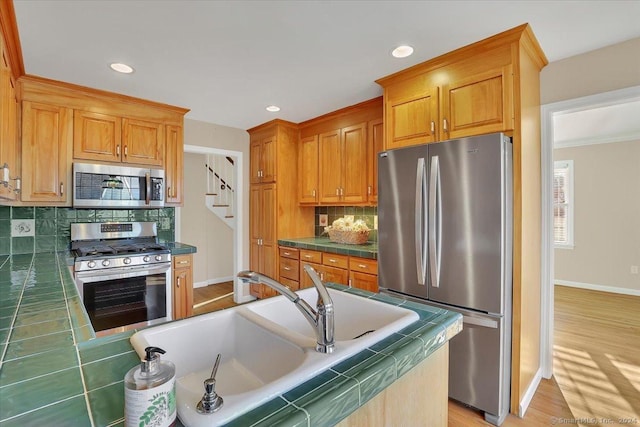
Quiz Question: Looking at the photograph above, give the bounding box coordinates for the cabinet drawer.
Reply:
[280,257,299,281]
[280,277,300,291]
[349,257,378,275]
[322,253,348,269]
[300,250,322,264]
[173,254,192,269]
[279,247,299,260]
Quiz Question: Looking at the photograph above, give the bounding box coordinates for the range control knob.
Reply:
[155,255,163,262]
[87,261,96,269]
[123,257,132,265]
[102,260,110,267]
[143,256,151,263]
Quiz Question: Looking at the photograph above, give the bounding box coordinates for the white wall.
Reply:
[180,118,249,285]
[554,140,640,293]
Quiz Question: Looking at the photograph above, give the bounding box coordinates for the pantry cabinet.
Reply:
[172,254,194,320]
[248,120,314,299]
[20,101,73,204]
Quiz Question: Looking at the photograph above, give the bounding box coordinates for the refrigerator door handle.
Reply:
[463,315,499,329]
[415,158,427,285]
[429,155,441,288]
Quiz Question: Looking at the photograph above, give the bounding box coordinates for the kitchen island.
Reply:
[0,250,461,426]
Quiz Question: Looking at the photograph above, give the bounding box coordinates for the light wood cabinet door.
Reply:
[0,39,18,201]
[122,118,164,166]
[441,65,513,140]
[249,183,277,284]
[250,138,262,184]
[318,129,342,203]
[349,271,378,293]
[320,265,349,286]
[387,87,439,149]
[299,135,319,204]
[21,101,73,203]
[342,123,367,204]
[367,118,384,203]
[172,254,193,320]
[73,111,121,162]
[165,124,184,205]
[261,135,276,183]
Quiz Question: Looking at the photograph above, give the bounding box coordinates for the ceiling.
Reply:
[13,1,640,131]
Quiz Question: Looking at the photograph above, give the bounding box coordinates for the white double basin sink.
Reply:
[130,287,419,426]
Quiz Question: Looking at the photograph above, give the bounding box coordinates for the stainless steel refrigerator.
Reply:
[378,132,512,426]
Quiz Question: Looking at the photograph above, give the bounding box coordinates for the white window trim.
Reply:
[553,159,574,249]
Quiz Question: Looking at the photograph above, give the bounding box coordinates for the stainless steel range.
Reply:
[71,221,172,336]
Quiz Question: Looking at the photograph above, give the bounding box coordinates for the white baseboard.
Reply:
[194,276,234,289]
[555,280,640,297]
[519,368,542,417]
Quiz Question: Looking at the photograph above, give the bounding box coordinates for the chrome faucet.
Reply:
[238,265,335,353]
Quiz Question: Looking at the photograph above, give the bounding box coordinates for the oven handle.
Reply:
[75,262,171,282]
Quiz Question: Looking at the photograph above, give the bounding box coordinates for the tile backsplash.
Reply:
[315,206,378,242]
[0,206,175,255]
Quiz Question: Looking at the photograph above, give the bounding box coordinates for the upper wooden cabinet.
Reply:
[298,97,382,206]
[378,47,516,149]
[298,134,319,204]
[165,124,184,205]
[250,134,276,183]
[121,118,164,166]
[21,101,73,204]
[0,28,19,201]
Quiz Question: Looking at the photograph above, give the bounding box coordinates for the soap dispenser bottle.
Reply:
[124,346,177,427]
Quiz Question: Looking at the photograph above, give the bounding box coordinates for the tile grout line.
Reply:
[279,395,311,427]
[56,253,97,427]
[0,254,32,369]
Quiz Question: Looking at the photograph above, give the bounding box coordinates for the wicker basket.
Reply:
[327,228,370,245]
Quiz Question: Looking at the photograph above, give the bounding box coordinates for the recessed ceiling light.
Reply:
[266,105,280,112]
[109,62,134,74]
[391,45,414,58]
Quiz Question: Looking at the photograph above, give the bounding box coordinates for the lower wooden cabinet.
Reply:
[172,254,193,319]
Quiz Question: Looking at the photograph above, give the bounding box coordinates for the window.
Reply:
[553,160,574,248]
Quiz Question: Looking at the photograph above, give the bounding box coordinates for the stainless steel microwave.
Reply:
[73,163,165,208]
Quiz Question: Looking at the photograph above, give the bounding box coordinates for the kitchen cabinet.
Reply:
[318,123,368,204]
[164,124,184,205]
[0,30,19,201]
[250,134,275,184]
[379,61,513,149]
[172,254,193,320]
[74,113,164,167]
[20,101,73,204]
[376,24,547,415]
[298,97,382,206]
[367,118,384,203]
[297,249,377,292]
[348,257,378,292]
[298,135,318,204]
[248,120,314,298]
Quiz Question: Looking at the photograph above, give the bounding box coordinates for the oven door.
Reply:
[75,263,172,336]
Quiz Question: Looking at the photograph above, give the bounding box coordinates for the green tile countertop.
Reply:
[163,242,198,255]
[278,237,378,260]
[0,252,461,427]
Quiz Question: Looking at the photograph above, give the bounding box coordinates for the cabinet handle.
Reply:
[358,264,367,269]
[283,266,291,271]
[178,260,189,265]
[284,252,291,256]
[320,273,324,281]
[312,189,316,197]
[167,186,171,198]
[177,277,181,288]
[348,279,352,288]
[304,255,312,259]
[124,145,128,156]
[367,185,372,195]
[60,182,64,195]
[430,121,435,134]
[340,188,344,197]
[443,119,448,132]
[328,259,337,263]
[116,145,121,156]
[336,188,339,196]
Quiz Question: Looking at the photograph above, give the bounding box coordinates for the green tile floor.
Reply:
[0,251,462,427]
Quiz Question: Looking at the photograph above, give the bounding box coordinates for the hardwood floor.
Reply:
[192,281,237,315]
[449,285,639,426]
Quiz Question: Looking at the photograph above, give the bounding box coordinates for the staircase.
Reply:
[205,154,236,229]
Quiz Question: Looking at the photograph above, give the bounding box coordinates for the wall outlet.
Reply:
[11,219,35,237]
[374,215,378,230]
[631,266,639,275]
